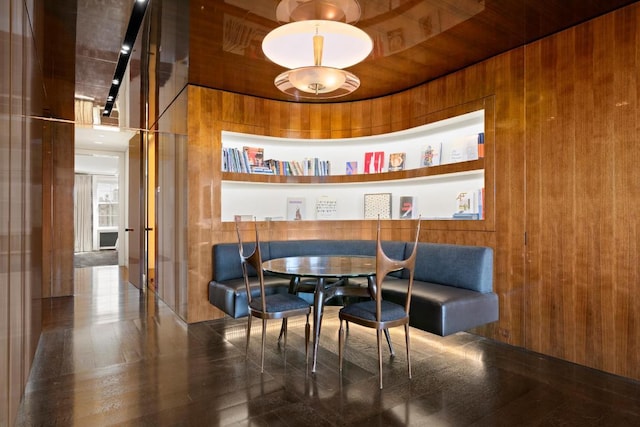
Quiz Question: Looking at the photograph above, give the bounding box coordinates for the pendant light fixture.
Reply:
[262,0,372,99]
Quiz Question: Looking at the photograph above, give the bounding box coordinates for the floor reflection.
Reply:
[16,265,640,426]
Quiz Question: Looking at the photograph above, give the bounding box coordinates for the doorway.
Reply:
[74,151,126,268]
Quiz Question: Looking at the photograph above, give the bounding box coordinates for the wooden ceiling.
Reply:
[74,0,638,107]
[187,0,638,102]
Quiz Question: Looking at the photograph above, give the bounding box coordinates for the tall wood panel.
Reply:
[0,0,45,424]
[525,4,640,380]
[41,0,76,298]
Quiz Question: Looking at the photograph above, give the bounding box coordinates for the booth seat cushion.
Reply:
[381,277,499,336]
[208,276,291,319]
[268,239,406,260]
[404,243,494,293]
[212,242,272,282]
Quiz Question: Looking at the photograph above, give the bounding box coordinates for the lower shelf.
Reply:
[221,170,484,222]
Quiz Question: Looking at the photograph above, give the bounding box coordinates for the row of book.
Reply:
[222,147,259,173]
[224,132,483,176]
[264,158,331,176]
[222,146,331,176]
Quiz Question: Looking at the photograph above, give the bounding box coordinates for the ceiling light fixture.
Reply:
[263,0,372,99]
[275,0,362,23]
[102,0,149,117]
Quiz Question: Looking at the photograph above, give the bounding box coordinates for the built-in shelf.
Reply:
[220,109,488,223]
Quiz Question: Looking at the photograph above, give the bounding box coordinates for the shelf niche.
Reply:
[221,109,486,223]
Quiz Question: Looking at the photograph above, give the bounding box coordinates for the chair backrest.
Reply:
[374,217,421,319]
[235,219,267,312]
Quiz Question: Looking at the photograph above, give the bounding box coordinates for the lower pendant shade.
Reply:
[274,67,360,99]
[288,66,346,93]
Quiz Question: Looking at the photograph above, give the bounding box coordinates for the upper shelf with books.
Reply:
[221,109,485,181]
[222,158,485,184]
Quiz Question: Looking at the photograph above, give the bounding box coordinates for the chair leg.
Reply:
[278,318,287,344]
[405,324,412,379]
[384,328,395,357]
[260,319,267,373]
[283,319,288,348]
[338,319,345,372]
[376,329,384,389]
[245,315,252,359]
[304,314,310,365]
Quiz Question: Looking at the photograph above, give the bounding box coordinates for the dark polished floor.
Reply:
[15,266,640,426]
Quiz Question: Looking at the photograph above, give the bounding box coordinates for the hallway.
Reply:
[15,266,640,426]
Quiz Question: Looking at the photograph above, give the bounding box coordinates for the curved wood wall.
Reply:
[185,50,526,354]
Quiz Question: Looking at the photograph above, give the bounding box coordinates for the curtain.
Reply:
[74,99,95,125]
[74,174,93,252]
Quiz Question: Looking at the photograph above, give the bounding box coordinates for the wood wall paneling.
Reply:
[46,122,75,298]
[41,0,76,299]
[1,4,10,419]
[186,86,226,322]
[1,0,46,424]
[525,4,640,380]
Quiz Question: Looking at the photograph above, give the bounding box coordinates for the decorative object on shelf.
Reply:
[478,132,485,158]
[453,188,484,220]
[234,214,255,222]
[316,196,338,219]
[364,193,392,219]
[287,197,306,220]
[388,152,406,171]
[421,143,441,167]
[262,0,372,99]
[399,196,416,219]
[345,161,358,175]
[440,134,480,165]
[364,151,384,173]
[243,146,265,167]
[455,190,475,213]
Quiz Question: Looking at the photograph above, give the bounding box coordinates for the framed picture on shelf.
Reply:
[399,196,416,219]
[243,146,264,167]
[364,193,392,219]
[388,152,406,171]
[286,197,305,220]
[346,161,358,175]
[316,196,338,219]
[364,151,384,173]
[421,143,441,167]
[440,134,479,165]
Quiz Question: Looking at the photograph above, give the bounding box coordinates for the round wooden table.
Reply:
[263,255,379,372]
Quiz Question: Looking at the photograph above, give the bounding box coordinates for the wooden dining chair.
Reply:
[236,220,311,373]
[338,217,421,389]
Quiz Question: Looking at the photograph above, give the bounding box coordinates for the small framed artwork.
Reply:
[346,161,358,175]
[287,197,305,220]
[364,193,392,219]
[388,152,406,171]
[364,151,384,173]
[316,196,338,219]
[399,196,416,219]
